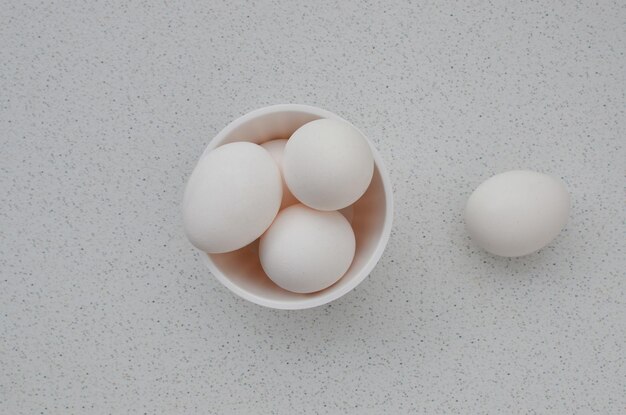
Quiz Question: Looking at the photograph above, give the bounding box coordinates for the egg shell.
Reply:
[465,170,570,257]
[260,139,298,209]
[283,118,374,211]
[259,204,356,294]
[183,142,282,254]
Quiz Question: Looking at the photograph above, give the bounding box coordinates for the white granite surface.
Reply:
[1,1,625,413]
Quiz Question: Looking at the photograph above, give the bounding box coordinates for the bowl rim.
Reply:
[199,104,394,310]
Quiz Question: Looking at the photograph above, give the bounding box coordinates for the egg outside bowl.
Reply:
[198,104,393,310]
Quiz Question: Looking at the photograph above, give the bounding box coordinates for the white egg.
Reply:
[260,139,298,209]
[283,119,374,211]
[259,204,356,293]
[183,142,282,254]
[465,170,570,257]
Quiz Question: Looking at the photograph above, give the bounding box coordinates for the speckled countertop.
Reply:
[1,1,625,414]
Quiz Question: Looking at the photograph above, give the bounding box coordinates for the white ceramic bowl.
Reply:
[198,104,393,309]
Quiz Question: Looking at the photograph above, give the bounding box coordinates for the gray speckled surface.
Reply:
[1,0,625,413]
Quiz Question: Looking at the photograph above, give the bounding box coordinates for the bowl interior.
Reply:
[204,106,390,308]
